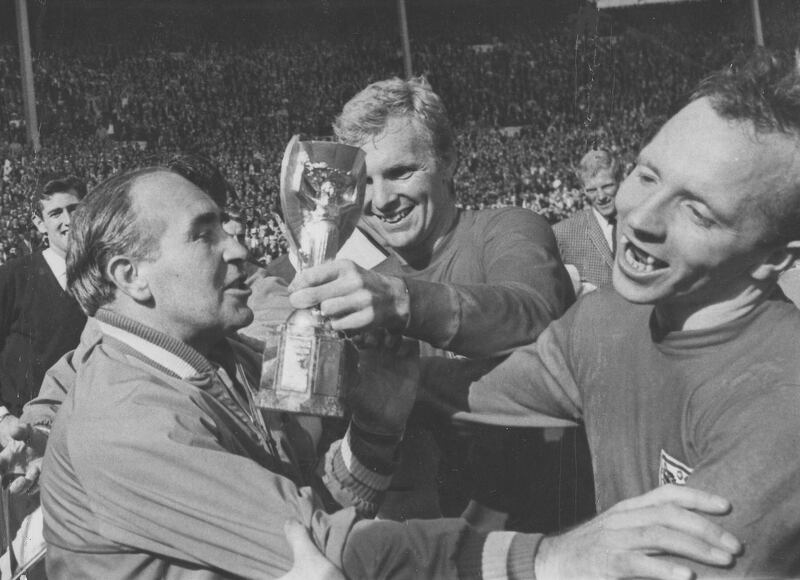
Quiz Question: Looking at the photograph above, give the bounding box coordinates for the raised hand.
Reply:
[289,260,410,333]
[0,423,48,495]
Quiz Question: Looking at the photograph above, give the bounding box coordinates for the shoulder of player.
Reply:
[469,206,554,235]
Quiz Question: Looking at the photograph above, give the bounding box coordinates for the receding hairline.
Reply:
[127,170,208,258]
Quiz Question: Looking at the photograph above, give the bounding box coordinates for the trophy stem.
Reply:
[299,217,340,269]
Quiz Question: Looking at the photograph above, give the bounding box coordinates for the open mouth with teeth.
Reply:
[374,206,413,225]
[621,235,668,273]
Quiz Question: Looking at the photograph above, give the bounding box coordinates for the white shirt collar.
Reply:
[42,247,68,290]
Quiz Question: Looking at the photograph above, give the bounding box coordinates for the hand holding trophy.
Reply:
[258,135,366,417]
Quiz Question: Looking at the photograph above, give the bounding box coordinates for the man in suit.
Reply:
[0,176,87,438]
[0,175,87,554]
[554,149,621,294]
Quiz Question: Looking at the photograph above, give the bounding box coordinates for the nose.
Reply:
[365,177,398,214]
[616,178,666,242]
[223,231,249,262]
[62,211,72,227]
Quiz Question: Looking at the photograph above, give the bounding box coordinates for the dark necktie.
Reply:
[608,216,617,255]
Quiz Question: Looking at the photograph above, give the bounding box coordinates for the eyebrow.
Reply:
[635,155,660,177]
[187,211,220,233]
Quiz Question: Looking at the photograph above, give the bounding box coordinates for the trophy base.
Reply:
[257,310,348,418]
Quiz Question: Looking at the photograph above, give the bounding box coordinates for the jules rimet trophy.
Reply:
[258,135,366,417]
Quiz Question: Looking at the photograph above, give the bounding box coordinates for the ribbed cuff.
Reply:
[506,533,543,580]
[455,531,544,580]
[321,429,397,518]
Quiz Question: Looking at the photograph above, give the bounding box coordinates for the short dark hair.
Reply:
[692,49,800,246]
[693,49,800,137]
[33,176,87,217]
[165,153,230,209]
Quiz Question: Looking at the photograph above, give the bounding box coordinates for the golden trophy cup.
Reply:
[258,135,366,417]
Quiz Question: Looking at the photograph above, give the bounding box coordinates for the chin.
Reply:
[612,270,665,305]
[226,308,255,331]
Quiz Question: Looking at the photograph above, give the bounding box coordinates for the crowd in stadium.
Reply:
[0,0,797,266]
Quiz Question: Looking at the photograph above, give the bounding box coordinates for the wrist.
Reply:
[345,424,400,475]
[389,276,411,332]
[350,413,405,443]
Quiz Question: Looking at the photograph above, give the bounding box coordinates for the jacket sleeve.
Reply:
[20,319,103,428]
[404,209,575,358]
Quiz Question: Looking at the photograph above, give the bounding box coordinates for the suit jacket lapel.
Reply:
[586,209,614,268]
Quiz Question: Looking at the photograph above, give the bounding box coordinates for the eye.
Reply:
[193,228,214,242]
[687,205,715,228]
[635,169,656,185]
[388,166,415,180]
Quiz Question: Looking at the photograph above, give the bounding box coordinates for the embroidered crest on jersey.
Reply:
[659,449,694,486]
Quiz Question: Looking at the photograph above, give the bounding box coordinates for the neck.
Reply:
[48,246,67,260]
[654,281,776,332]
[592,207,615,224]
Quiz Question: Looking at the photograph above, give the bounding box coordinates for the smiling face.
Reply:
[582,169,619,219]
[132,172,253,350]
[613,98,800,319]
[35,191,82,259]
[358,116,457,265]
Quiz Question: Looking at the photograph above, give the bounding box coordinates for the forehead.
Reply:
[358,116,435,164]
[131,172,219,235]
[40,191,81,213]
[583,169,618,188]
[642,98,800,220]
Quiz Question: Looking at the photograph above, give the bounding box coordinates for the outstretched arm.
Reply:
[289,210,574,358]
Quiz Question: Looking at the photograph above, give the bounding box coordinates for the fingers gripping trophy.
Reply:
[259,136,366,417]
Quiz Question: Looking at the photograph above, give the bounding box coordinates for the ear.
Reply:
[32,214,46,235]
[750,240,800,281]
[442,151,458,179]
[106,256,152,303]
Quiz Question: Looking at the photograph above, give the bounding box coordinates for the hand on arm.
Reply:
[534,485,742,580]
[278,520,344,580]
[289,260,410,333]
[0,422,48,495]
[0,410,19,448]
